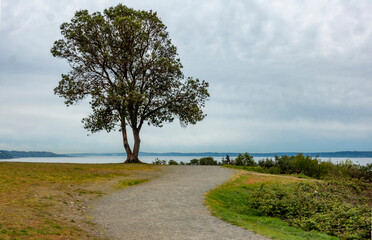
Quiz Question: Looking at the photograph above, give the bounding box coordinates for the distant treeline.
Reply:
[0,151,13,159]
[0,150,66,159]
[68,151,372,158]
[144,151,372,157]
[153,153,372,182]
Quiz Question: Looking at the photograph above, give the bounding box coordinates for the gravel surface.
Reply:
[92,165,270,240]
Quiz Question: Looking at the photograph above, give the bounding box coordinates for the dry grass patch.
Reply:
[0,162,161,239]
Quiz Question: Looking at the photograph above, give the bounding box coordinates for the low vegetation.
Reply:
[0,162,159,239]
[221,153,372,183]
[153,153,371,183]
[2,154,369,239]
[206,171,339,240]
[152,154,371,238]
[206,152,372,240]
[254,154,371,182]
[246,179,371,239]
[152,157,219,165]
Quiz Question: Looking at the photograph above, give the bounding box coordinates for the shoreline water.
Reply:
[2,155,372,166]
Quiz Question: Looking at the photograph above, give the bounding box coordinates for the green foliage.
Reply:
[116,178,148,189]
[187,157,219,165]
[234,153,244,166]
[189,159,200,165]
[151,157,220,165]
[258,158,275,168]
[349,163,372,181]
[206,173,339,240]
[244,152,256,166]
[246,180,371,239]
[239,153,371,182]
[152,158,166,165]
[199,157,218,165]
[333,161,372,182]
[218,155,372,239]
[234,152,256,166]
[224,165,266,173]
[221,154,231,165]
[51,4,209,161]
[167,160,179,165]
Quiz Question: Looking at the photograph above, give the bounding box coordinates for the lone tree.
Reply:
[51,4,209,163]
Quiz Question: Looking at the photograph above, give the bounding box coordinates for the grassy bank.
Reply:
[206,170,342,240]
[0,162,160,239]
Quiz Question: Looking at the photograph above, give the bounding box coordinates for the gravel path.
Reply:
[93,165,270,240]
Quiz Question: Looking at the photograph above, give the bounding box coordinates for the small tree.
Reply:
[199,157,218,165]
[51,4,209,163]
[222,154,231,164]
[189,159,200,165]
[258,158,275,168]
[234,153,244,166]
[168,160,179,165]
[243,152,256,166]
[234,152,255,166]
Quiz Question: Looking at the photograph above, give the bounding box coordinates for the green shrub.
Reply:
[294,154,319,177]
[274,155,294,174]
[246,180,371,240]
[243,152,256,166]
[199,157,218,165]
[234,153,244,166]
[186,157,219,165]
[189,159,199,165]
[268,166,281,174]
[346,163,372,182]
[221,154,231,165]
[258,158,275,168]
[252,154,370,182]
[234,152,256,166]
[168,160,178,165]
[152,158,166,165]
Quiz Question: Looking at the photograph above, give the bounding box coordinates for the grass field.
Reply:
[0,162,160,240]
[205,169,340,240]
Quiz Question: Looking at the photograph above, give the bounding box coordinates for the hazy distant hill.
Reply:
[0,150,66,159]
[0,151,13,159]
[301,151,372,158]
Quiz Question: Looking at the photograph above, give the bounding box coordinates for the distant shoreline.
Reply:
[0,150,67,159]
[66,151,372,158]
[2,150,372,160]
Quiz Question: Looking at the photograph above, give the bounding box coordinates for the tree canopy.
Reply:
[51,4,209,163]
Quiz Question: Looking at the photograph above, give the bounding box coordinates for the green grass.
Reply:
[223,165,313,179]
[223,164,267,172]
[115,178,149,189]
[205,170,339,240]
[0,162,159,239]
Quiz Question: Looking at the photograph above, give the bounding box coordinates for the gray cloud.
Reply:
[1,0,371,153]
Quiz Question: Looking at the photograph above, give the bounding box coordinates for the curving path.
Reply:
[93,165,270,240]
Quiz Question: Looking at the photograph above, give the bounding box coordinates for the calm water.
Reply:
[3,155,372,165]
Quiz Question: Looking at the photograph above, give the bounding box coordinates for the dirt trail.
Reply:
[92,165,270,240]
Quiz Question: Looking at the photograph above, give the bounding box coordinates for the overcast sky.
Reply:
[1,0,372,154]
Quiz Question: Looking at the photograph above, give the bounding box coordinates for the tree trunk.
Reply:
[121,121,142,163]
[133,129,141,162]
[125,153,141,163]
